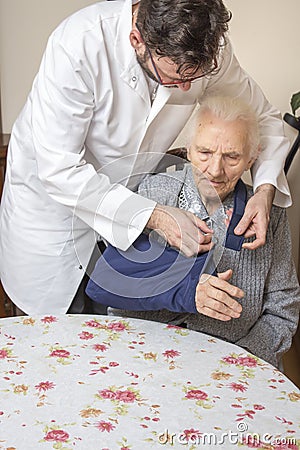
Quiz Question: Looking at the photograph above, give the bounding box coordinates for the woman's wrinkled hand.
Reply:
[195,269,244,321]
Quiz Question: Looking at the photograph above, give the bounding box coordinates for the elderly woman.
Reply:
[87,96,300,368]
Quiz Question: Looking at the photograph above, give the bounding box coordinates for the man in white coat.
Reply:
[0,0,291,315]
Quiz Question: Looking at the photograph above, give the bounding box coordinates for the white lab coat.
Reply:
[0,0,291,314]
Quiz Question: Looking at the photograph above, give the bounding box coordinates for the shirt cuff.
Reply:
[251,161,291,208]
[96,184,157,250]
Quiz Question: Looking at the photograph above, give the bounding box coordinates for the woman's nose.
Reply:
[208,156,224,177]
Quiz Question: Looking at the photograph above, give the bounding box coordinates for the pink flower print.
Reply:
[98,389,116,400]
[275,416,293,426]
[241,436,264,448]
[0,349,9,359]
[237,410,256,420]
[49,349,70,358]
[95,420,115,432]
[44,429,69,442]
[107,322,127,331]
[228,382,248,393]
[163,349,181,359]
[85,319,104,328]
[78,331,94,340]
[35,381,56,392]
[273,443,299,450]
[41,316,57,323]
[222,355,239,365]
[109,361,119,367]
[115,390,137,403]
[237,356,258,367]
[253,404,265,410]
[185,389,208,401]
[181,428,202,442]
[224,208,233,227]
[93,344,108,352]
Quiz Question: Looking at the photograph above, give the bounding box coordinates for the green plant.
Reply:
[291,91,300,117]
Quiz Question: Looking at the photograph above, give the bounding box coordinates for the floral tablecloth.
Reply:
[0,315,299,450]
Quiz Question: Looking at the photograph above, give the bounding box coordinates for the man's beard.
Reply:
[136,50,158,83]
[135,49,179,89]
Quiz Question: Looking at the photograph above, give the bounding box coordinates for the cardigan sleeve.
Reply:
[138,172,183,207]
[236,208,300,367]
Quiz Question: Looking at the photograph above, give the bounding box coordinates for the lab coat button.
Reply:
[132,76,137,82]
[79,265,83,270]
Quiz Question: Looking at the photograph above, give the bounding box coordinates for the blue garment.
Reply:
[86,180,247,313]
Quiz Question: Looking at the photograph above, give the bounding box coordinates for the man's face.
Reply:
[136,46,203,91]
[187,111,254,202]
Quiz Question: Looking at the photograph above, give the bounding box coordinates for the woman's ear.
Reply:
[186,147,191,161]
[129,28,144,50]
[246,157,254,171]
[246,145,261,170]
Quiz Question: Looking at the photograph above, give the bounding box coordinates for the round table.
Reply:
[0,314,299,449]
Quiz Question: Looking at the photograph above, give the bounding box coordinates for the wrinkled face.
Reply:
[187,111,254,202]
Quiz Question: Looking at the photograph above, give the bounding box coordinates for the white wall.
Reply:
[0,0,300,270]
[225,0,299,114]
[0,0,97,131]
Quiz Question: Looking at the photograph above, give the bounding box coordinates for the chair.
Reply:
[0,133,9,199]
[283,113,300,387]
[0,133,15,317]
[283,112,300,174]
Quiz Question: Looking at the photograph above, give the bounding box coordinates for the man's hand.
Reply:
[234,183,275,250]
[195,269,244,321]
[146,204,213,257]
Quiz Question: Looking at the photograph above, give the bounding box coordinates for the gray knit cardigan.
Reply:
[109,165,300,368]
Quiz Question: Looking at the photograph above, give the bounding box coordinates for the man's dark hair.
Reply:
[136,0,232,78]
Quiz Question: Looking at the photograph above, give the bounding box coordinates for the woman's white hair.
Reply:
[187,96,260,159]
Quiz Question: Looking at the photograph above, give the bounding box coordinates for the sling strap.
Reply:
[201,178,248,275]
[86,179,248,313]
[224,178,248,251]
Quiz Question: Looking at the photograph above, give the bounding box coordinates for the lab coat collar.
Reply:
[114,0,172,111]
[114,0,136,70]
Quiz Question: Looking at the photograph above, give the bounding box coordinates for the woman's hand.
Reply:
[195,269,244,321]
